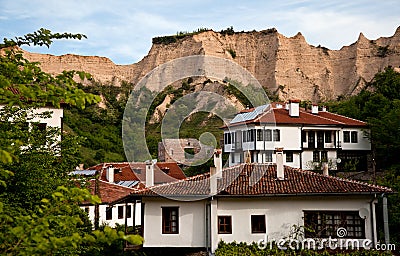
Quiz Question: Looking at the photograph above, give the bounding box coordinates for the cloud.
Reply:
[1,0,399,64]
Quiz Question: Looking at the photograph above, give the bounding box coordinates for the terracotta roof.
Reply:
[88,163,139,182]
[156,162,187,180]
[87,162,186,186]
[129,163,392,197]
[82,179,137,204]
[317,111,367,127]
[224,103,367,128]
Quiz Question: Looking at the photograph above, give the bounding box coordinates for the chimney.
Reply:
[311,104,319,114]
[321,106,327,112]
[106,165,114,183]
[322,162,329,176]
[210,166,217,195]
[214,149,223,178]
[145,160,155,187]
[289,99,300,117]
[79,163,84,170]
[276,148,284,180]
[276,103,283,109]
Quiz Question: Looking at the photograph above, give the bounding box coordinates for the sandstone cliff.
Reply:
[21,26,400,102]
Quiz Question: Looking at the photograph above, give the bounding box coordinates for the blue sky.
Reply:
[1,0,399,64]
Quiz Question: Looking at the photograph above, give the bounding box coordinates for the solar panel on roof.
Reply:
[230,104,269,124]
[116,180,139,188]
[69,170,97,176]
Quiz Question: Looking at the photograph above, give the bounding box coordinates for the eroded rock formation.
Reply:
[22,26,400,102]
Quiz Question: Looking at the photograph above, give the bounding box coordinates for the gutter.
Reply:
[121,191,393,200]
[382,193,390,244]
[369,195,377,247]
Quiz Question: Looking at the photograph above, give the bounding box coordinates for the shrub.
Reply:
[227,48,236,58]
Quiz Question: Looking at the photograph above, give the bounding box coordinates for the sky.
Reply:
[1,0,399,65]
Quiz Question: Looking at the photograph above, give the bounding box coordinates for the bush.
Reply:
[227,48,236,58]
[215,241,394,256]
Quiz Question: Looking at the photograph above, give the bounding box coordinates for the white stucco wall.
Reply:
[216,196,375,247]
[142,198,206,248]
[141,195,376,251]
[30,107,63,129]
[341,128,371,150]
[0,105,63,129]
[82,202,141,228]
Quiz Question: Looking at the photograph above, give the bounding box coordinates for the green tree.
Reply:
[325,67,400,245]
[0,29,142,255]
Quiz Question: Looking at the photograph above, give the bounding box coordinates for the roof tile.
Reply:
[132,163,392,197]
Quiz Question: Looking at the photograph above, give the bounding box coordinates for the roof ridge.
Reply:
[294,167,392,192]
[133,172,210,194]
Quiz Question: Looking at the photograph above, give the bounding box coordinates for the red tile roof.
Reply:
[87,162,186,186]
[224,103,367,128]
[82,179,137,204]
[156,162,187,180]
[128,163,392,198]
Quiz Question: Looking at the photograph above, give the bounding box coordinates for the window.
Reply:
[317,131,324,147]
[302,131,307,143]
[351,131,358,143]
[325,131,332,143]
[118,205,124,219]
[265,151,273,162]
[231,153,235,164]
[126,205,132,218]
[273,129,280,141]
[184,148,195,159]
[106,207,112,220]
[33,122,47,131]
[286,152,293,162]
[84,207,89,214]
[162,207,179,234]
[321,151,328,162]
[224,133,231,144]
[265,129,272,141]
[313,151,320,162]
[251,215,266,233]
[304,211,365,238]
[243,131,247,142]
[343,131,350,143]
[246,129,255,142]
[257,129,263,141]
[308,131,315,148]
[218,216,232,234]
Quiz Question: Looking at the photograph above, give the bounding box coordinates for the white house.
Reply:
[75,161,186,228]
[113,152,393,253]
[0,105,63,132]
[78,178,141,228]
[223,100,371,171]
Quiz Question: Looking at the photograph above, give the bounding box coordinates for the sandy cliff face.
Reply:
[22,27,400,101]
